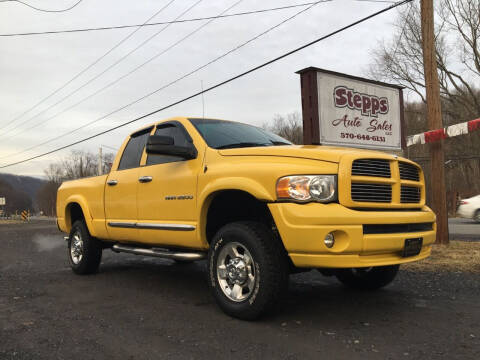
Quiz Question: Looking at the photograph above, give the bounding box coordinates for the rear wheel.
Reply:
[335,265,399,290]
[68,220,102,275]
[208,221,289,320]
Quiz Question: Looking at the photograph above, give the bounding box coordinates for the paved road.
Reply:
[449,218,479,241]
[1,221,479,360]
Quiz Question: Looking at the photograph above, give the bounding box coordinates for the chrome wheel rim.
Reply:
[216,241,256,302]
[70,231,83,265]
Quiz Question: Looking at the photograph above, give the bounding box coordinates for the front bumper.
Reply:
[268,203,436,268]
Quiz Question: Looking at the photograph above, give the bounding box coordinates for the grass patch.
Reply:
[404,241,480,272]
[0,219,24,225]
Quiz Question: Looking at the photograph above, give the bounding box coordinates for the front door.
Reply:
[105,127,152,242]
[137,122,202,248]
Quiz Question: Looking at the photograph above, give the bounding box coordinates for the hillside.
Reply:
[0,173,46,212]
[0,173,45,201]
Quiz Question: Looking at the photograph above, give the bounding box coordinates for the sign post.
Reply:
[297,67,405,150]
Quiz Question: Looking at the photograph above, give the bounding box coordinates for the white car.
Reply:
[457,195,480,223]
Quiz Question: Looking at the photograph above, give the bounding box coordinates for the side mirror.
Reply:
[146,135,196,160]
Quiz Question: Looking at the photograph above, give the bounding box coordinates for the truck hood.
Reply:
[218,145,396,163]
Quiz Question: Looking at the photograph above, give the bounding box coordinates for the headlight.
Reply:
[276,175,337,203]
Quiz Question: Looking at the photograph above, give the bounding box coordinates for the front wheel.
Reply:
[68,220,102,275]
[335,265,399,290]
[208,221,289,320]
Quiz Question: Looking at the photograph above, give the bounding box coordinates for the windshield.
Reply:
[189,118,292,149]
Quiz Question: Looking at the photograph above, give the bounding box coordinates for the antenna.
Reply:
[201,80,205,119]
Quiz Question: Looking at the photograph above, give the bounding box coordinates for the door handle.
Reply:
[139,176,153,183]
[107,179,118,186]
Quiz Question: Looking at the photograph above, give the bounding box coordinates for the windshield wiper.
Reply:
[269,141,291,146]
[217,142,271,149]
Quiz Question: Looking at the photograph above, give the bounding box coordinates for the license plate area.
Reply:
[403,237,423,257]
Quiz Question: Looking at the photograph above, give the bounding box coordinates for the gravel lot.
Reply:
[1,221,479,360]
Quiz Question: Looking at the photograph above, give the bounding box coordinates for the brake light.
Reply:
[460,200,468,205]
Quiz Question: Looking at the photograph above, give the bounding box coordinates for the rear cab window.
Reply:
[117,127,152,170]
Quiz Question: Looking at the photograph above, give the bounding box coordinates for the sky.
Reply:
[0,0,407,177]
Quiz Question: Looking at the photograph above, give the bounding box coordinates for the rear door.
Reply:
[105,127,152,242]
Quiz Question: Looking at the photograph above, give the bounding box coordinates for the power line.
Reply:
[0,2,323,37]
[379,0,414,82]
[0,0,413,169]
[0,0,326,159]
[1,0,196,137]
[0,0,83,13]
[0,0,178,132]
[391,1,414,59]
[0,0,207,139]
[0,0,235,141]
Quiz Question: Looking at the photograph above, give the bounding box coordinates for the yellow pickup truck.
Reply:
[57,117,436,319]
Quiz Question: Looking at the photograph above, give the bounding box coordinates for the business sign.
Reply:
[0,197,5,206]
[297,67,404,150]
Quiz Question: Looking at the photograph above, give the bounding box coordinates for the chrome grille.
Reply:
[399,162,420,181]
[352,159,391,178]
[351,183,392,203]
[401,186,421,203]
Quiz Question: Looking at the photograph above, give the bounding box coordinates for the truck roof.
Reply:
[129,116,231,137]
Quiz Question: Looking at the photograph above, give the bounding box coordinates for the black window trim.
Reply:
[116,126,153,171]
[155,120,194,144]
[143,121,198,167]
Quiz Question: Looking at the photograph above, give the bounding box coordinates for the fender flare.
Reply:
[197,177,274,245]
[64,195,97,237]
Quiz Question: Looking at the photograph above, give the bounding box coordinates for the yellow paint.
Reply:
[57,117,436,268]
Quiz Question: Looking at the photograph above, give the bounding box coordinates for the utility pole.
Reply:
[98,147,103,176]
[420,0,449,244]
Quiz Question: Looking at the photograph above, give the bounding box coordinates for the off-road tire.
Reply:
[335,265,400,290]
[208,221,289,320]
[68,220,102,275]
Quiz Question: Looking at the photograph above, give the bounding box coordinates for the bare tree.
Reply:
[369,0,480,213]
[61,150,98,180]
[369,0,480,120]
[36,149,115,216]
[263,112,303,144]
[102,152,115,174]
[36,181,58,217]
[0,179,32,216]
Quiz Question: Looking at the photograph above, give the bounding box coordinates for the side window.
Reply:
[146,124,190,166]
[117,130,151,170]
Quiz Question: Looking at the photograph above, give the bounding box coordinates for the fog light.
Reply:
[324,233,335,248]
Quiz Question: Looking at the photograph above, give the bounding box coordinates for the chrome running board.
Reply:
[111,244,206,261]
